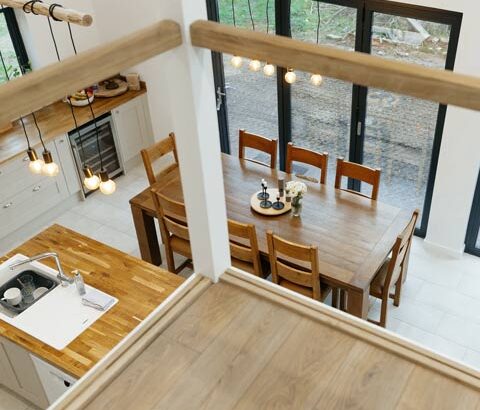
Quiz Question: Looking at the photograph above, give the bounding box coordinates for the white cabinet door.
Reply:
[0,339,19,392]
[0,337,49,408]
[112,96,151,166]
[55,134,81,195]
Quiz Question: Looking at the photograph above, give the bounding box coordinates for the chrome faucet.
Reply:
[9,252,74,287]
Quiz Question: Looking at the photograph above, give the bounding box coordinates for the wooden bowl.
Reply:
[250,188,292,216]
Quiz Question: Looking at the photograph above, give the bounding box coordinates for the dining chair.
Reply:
[239,129,278,168]
[285,142,329,184]
[266,231,331,303]
[228,219,267,277]
[368,209,419,328]
[334,157,381,200]
[141,132,179,186]
[151,189,192,274]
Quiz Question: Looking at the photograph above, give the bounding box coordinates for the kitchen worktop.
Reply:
[0,224,183,378]
[0,84,147,166]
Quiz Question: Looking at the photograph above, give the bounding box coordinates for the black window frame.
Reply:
[0,7,30,76]
[208,0,462,238]
[465,171,480,257]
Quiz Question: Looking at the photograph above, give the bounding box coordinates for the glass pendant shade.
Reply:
[99,170,116,195]
[231,55,243,68]
[248,59,261,72]
[310,73,323,86]
[263,63,275,76]
[41,150,59,177]
[83,166,100,190]
[27,148,44,174]
[284,69,297,84]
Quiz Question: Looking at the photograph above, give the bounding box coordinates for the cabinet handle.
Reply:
[3,202,13,209]
[33,185,41,192]
[58,139,65,144]
[23,156,29,162]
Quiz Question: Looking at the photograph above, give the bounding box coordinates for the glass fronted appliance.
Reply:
[68,113,123,196]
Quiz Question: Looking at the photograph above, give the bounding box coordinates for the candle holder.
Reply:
[257,180,270,200]
[272,193,285,210]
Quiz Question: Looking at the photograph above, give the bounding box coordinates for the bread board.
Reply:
[250,188,291,216]
[96,79,128,98]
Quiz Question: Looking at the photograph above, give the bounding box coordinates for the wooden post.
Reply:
[0,0,93,26]
[161,0,231,282]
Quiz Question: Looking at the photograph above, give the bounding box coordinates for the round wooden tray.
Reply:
[250,188,291,216]
[96,79,128,98]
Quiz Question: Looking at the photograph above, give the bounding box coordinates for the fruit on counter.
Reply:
[68,89,93,102]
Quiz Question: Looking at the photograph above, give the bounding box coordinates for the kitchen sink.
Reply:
[0,254,118,350]
[0,270,59,317]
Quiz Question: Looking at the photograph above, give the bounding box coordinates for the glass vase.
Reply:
[292,196,302,217]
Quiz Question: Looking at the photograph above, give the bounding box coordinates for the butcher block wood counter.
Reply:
[0,84,146,166]
[0,224,184,378]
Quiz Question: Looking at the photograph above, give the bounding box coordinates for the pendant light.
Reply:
[30,111,59,177]
[310,2,323,87]
[285,68,297,84]
[263,0,275,77]
[230,0,242,68]
[0,50,45,174]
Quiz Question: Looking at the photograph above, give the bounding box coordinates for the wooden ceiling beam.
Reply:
[190,20,480,112]
[0,20,182,125]
[0,0,93,26]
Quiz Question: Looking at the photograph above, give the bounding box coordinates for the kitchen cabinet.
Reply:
[0,340,17,392]
[0,141,69,240]
[112,95,153,167]
[0,336,49,408]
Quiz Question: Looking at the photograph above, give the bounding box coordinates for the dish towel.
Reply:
[82,289,115,311]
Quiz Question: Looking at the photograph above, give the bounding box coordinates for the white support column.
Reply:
[162,0,230,281]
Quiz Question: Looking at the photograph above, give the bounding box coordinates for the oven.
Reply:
[68,113,123,196]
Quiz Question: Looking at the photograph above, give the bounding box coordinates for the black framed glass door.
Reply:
[466,171,480,257]
[208,0,462,237]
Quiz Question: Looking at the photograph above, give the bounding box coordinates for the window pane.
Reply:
[362,14,450,220]
[218,0,278,160]
[0,12,21,84]
[291,3,356,184]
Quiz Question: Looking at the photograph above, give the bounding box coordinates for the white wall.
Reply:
[15,0,480,254]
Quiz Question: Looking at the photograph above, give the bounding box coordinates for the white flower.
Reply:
[286,180,307,197]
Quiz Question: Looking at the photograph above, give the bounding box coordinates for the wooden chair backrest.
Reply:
[141,132,179,185]
[285,142,329,184]
[382,210,419,294]
[151,189,189,242]
[227,219,262,276]
[239,129,278,168]
[266,231,321,300]
[334,157,381,200]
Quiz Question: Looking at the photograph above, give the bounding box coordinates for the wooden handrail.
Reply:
[0,20,182,124]
[0,0,92,26]
[190,20,480,112]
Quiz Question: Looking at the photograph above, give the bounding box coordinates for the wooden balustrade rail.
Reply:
[190,20,480,112]
[0,20,182,125]
[0,0,92,26]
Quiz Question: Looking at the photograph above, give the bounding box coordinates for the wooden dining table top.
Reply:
[132,153,413,292]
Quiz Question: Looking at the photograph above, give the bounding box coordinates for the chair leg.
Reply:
[393,276,403,307]
[332,288,339,308]
[164,245,176,273]
[340,290,347,312]
[379,296,388,328]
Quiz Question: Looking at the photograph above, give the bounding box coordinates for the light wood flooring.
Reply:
[84,275,480,410]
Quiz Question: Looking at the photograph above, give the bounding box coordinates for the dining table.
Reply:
[129,153,413,319]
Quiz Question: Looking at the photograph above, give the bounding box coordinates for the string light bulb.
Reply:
[284,68,297,84]
[231,55,243,68]
[248,59,261,72]
[41,150,59,177]
[27,148,44,175]
[83,166,100,190]
[99,170,116,195]
[263,62,275,76]
[310,74,323,86]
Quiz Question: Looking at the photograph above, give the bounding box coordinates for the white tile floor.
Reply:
[1,164,480,408]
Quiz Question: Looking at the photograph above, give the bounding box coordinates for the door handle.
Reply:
[33,185,41,192]
[357,121,362,137]
[3,202,13,209]
[216,87,226,111]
